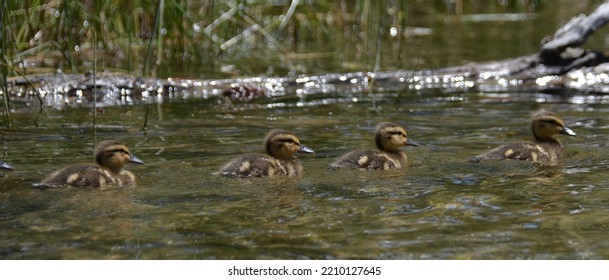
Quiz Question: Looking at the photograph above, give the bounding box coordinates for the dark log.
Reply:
[540,2,609,65]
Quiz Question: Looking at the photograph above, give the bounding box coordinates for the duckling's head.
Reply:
[375,122,419,153]
[531,111,576,141]
[264,129,314,160]
[95,140,144,173]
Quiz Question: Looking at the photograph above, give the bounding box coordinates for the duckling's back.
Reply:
[331,149,407,170]
[219,154,303,178]
[471,141,564,165]
[35,164,137,188]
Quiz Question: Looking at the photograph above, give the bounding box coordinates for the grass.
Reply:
[1,0,11,128]
[0,0,604,126]
[0,1,558,77]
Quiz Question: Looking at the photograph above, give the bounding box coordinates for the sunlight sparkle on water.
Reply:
[193,23,201,32]
[390,27,398,37]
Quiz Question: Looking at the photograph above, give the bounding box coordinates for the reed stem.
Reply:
[142,0,164,134]
[0,0,11,128]
[92,30,97,139]
[62,0,77,73]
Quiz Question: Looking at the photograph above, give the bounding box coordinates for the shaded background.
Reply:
[3,0,608,79]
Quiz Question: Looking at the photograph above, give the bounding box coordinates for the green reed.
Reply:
[1,0,556,79]
[92,29,97,139]
[1,0,11,128]
[142,0,165,134]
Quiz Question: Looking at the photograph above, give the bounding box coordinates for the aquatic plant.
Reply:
[1,0,11,127]
[0,0,554,79]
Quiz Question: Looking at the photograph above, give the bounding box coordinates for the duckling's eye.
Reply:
[279,139,299,146]
[110,149,129,155]
[539,120,561,128]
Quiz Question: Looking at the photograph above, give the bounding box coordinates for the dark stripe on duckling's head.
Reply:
[531,111,576,141]
[265,129,313,160]
[375,122,418,152]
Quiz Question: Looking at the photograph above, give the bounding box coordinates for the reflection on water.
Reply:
[1,90,609,259]
[3,1,609,260]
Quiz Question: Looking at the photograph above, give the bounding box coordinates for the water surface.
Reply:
[1,90,608,259]
[2,1,609,260]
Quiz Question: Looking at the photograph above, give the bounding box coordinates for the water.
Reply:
[3,1,609,260]
[1,90,609,259]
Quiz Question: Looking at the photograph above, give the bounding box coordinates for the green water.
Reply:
[3,1,609,260]
[1,91,608,259]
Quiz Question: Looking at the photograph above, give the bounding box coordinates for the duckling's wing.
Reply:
[471,142,541,162]
[331,150,390,170]
[502,143,544,161]
[219,154,277,178]
[35,164,105,188]
[330,150,363,169]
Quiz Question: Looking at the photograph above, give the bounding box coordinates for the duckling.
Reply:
[219,129,314,178]
[471,111,576,165]
[34,140,144,188]
[330,122,419,170]
[0,161,13,170]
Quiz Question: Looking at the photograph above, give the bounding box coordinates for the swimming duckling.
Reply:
[34,140,144,188]
[0,161,13,171]
[471,111,576,165]
[330,122,419,170]
[219,129,314,178]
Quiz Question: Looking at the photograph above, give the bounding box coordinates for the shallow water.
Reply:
[1,90,609,259]
[3,1,609,260]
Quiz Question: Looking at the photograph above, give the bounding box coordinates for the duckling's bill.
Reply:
[298,145,315,154]
[129,155,145,164]
[0,161,14,170]
[561,126,576,136]
[406,138,420,146]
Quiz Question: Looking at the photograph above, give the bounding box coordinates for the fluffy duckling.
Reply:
[34,140,144,188]
[0,161,13,171]
[331,122,419,170]
[471,111,576,165]
[219,129,314,178]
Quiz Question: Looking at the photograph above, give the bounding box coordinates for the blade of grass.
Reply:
[221,2,289,54]
[143,0,163,77]
[373,0,382,73]
[62,0,77,73]
[1,0,11,128]
[142,0,164,134]
[93,29,97,139]
[278,0,299,32]
[156,0,164,77]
